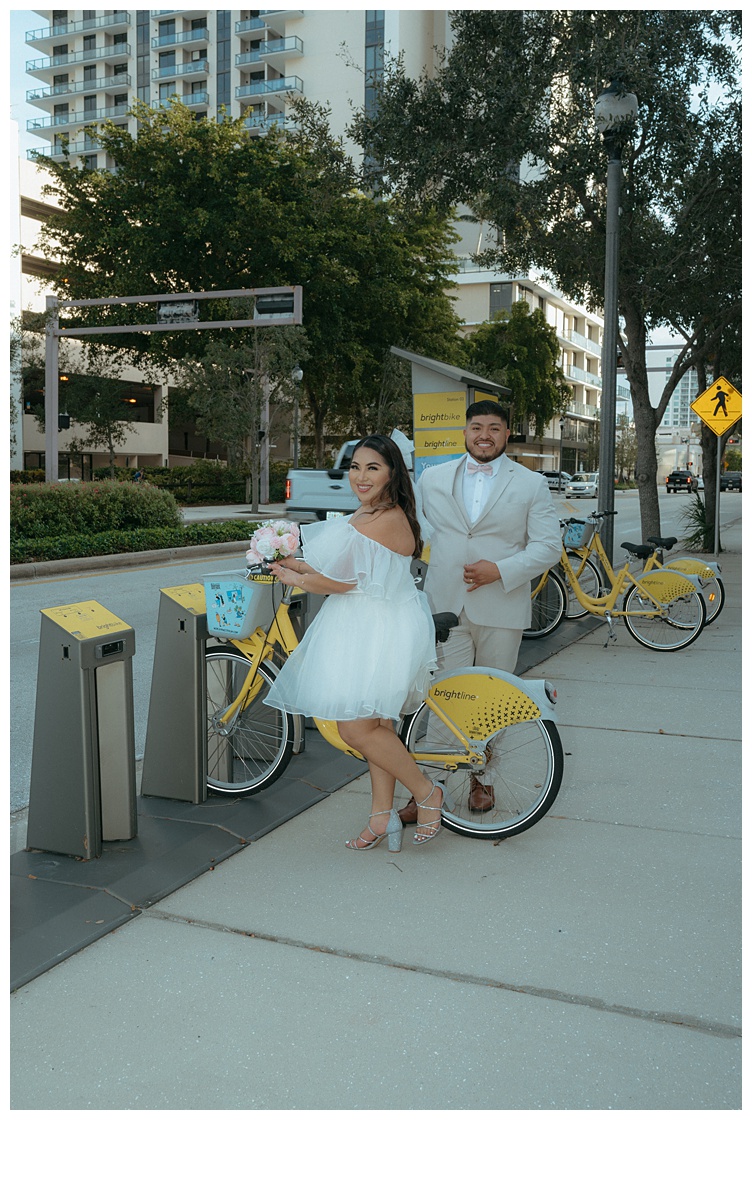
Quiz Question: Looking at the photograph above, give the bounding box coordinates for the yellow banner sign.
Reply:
[690,376,742,437]
[41,601,132,640]
[414,428,467,456]
[413,391,467,429]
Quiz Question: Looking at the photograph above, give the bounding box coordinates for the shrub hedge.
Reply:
[91,459,291,504]
[11,519,259,565]
[10,479,182,541]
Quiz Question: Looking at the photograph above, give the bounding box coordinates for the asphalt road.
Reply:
[10,490,739,817]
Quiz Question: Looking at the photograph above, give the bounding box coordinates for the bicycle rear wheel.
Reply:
[560,552,604,619]
[400,706,563,840]
[622,583,706,651]
[523,570,566,639]
[205,647,294,796]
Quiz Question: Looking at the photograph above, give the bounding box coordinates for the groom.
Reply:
[399,398,561,821]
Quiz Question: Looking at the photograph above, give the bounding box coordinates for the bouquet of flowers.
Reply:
[246,519,301,568]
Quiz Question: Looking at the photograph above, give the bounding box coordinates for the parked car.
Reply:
[666,470,699,494]
[720,471,742,492]
[539,470,572,492]
[565,472,598,499]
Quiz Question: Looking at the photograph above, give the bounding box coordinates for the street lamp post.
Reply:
[594,80,638,562]
[558,418,565,492]
[291,365,303,469]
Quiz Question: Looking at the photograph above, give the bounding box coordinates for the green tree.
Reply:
[351,9,741,539]
[173,328,307,507]
[461,301,570,435]
[615,413,638,483]
[31,100,461,465]
[63,372,137,479]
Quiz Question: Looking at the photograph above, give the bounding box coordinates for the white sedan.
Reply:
[565,472,599,499]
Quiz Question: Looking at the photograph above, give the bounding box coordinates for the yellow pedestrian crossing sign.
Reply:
[691,376,742,436]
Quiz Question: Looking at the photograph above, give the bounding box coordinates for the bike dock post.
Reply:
[141,584,208,805]
[27,601,138,860]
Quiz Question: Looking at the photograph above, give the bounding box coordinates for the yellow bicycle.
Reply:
[202,570,564,840]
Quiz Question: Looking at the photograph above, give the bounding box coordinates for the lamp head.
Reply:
[594,80,638,153]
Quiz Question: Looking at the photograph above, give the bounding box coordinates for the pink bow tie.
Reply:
[467,460,493,476]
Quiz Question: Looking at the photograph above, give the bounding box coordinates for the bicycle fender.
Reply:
[664,558,720,580]
[427,666,558,728]
[638,569,701,602]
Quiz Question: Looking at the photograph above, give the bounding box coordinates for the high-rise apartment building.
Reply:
[24,9,451,167]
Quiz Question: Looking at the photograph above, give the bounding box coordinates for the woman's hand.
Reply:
[269,562,303,587]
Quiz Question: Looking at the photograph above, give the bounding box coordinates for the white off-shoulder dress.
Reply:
[263,517,437,721]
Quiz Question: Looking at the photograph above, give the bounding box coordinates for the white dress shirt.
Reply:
[462,453,502,524]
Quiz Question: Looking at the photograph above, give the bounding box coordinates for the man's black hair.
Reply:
[465,399,510,424]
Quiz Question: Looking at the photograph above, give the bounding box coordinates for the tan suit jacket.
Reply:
[416,454,562,630]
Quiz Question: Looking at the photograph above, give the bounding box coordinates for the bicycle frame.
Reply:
[215,588,556,769]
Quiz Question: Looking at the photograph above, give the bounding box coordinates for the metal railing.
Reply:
[152,60,210,80]
[26,13,130,42]
[152,27,210,48]
[27,45,132,72]
[27,76,132,102]
[236,76,303,98]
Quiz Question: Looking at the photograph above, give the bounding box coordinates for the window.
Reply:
[490,283,512,317]
[83,35,96,51]
[113,63,127,75]
[192,17,208,30]
[159,20,176,37]
[53,103,69,123]
[53,74,69,87]
[83,95,97,113]
[84,65,97,80]
[159,51,176,69]
[53,43,68,57]
[159,82,177,99]
[114,93,128,107]
[83,154,98,169]
[113,32,127,46]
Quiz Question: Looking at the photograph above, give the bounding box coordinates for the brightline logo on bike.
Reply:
[432,687,478,702]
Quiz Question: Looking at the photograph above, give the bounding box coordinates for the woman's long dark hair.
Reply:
[351,435,423,559]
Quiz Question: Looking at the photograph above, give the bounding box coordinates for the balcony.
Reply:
[27,105,130,132]
[565,363,602,388]
[237,36,303,67]
[236,17,268,34]
[158,91,210,109]
[152,60,210,81]
[26,13,130,46]
[564,328,602,356]
[244,113,288,132]
[27,77,133,107]
[28,141,102,161]
[236,76,303,99]
[152,27,210,49]
[27,44,132,79]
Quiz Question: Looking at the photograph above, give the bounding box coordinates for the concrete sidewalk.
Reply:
[10,523,742,1110]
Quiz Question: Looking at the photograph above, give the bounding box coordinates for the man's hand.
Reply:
[463,559,501,591]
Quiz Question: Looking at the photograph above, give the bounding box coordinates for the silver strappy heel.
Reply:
[413,783,444,845]
[346,808,403,852]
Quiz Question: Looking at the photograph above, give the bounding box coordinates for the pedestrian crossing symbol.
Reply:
[691,376,742,436]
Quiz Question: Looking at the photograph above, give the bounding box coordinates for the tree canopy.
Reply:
[33,101,462,464]
[351,9,742,538]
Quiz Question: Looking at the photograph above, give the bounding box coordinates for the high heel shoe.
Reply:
[346,808,403,852]
[413,782,444,845]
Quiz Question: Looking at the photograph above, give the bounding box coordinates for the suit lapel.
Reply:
[449,455,471,530]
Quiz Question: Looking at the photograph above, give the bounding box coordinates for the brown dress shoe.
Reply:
[469,778,495,812]
[397,797,419,825]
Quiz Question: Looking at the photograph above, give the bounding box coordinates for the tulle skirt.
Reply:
[264,588,437,721]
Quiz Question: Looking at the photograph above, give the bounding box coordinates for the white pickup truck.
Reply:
[284,441,361,522]
[284,432,414,522]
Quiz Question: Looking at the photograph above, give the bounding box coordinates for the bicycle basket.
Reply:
[563,521,595,549]
[203,570,276,638]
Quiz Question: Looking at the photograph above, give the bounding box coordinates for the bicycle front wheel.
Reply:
[205,648,294,796]
[560,553,604,619]
[401,705,563,840]
[523,570,566,639]
[622,583,706,651]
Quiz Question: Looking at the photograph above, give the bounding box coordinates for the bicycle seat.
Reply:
[620,541,655,560]
[433,612,459,643]
[647,536,678,550]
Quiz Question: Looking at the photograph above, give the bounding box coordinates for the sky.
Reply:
[8,7,45,156]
